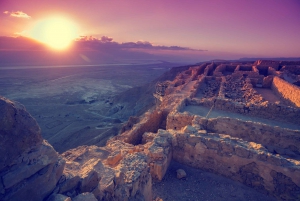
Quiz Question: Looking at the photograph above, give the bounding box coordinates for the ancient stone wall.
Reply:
[191,63,207,80]
[233,66,261,85]
[212,64,226,77]
[255,60,280,70]
[281,65,300,75]
[271,76,300,107]
[60,143,152,201]
[143,129,173,181]
[113,109,165,145]
[212,98,300,124]
[166,111,194,131]
[204,63,215,76]
[193,116,300,157]
[267,67,279,76]
[170,128,300,200]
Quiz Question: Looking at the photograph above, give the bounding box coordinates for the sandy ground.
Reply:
[152,161,276,201]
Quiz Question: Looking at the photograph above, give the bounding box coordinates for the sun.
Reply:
[29,16,78,50]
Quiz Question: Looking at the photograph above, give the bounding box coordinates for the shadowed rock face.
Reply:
[0,96,43,171]
[0,96,64,201]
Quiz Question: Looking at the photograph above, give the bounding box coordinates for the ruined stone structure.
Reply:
[1,60,300,201]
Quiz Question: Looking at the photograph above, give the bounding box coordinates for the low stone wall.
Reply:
[204,63,215,76]
[281,65,300,75]
[193,116,300,156]
[191,64,207,80]
[144,129,173,181]
[170,128,300,200]
[60,143,152,201]
[166,111,194,131]
[272,76,300,107]
[112,109,165,145]
[213,98,300,125]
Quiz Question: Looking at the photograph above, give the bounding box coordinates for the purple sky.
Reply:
[0,0,300,62]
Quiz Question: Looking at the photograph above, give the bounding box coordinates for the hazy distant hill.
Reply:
[238,57,300,61]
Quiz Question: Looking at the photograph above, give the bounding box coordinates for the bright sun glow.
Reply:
[29,17,78,50]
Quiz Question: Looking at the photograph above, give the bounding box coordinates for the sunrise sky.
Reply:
[0,0,300,63]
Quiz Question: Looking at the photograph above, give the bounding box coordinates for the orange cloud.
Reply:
[3,11,31,19]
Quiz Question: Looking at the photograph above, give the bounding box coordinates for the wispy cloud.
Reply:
[3,11,31,19]
[77,36,207,52]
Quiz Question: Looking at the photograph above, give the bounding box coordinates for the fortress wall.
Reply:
[166,111,194,131]
[262,75,273,88]
[191,64,207,80]
[267,67,279,76]
[213,98,300,125]
[232,70,260,79]
[213,64,226,77]
[204,63,215,76]
[166,109,300,155]
[281,65,300,75]
[170,130,300,200]
[272,76,300,107]
[255,60,280,70]
[193,116,300,155]
[113,110,164,145]
[191,75,206,98]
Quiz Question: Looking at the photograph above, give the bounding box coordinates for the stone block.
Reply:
[73,192,97,201]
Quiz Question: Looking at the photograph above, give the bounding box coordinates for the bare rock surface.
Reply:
[176,169,187,179]
[58,142,152,201]
[47,194,71,201]
[73,192,97,201]
[0,96,42,171]
[0,96,64,201]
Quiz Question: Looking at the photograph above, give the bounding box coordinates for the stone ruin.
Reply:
[0,60,300,201]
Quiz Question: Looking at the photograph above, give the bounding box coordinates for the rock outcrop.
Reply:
[0,96,65,201]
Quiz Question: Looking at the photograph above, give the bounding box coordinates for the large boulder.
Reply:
[0,97,42,171]
[0,96,65,201]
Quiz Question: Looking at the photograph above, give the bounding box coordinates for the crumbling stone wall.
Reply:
[191,63,208,80]
[170,128,300,200]
[193,116,300,157]
[195,76,221,100]
[166,111,194,131]
[272,76,300,107]
[212,98,300,125]
[280,65,300,75]
[204,63,215,76]
[219,76,263,104]
[114,109,165,145]
[255,60,280,70]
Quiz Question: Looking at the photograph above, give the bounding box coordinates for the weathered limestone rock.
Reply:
[0,96,42,171]
[262,75,273,88]
[0,96,65,201]
[47,194,71,201]
[73,192,97,201]
[57,143,152,201]
[166,111,194,130]
[176,169,186,179]
[169,126,300,200]
[58,146,109,197]
[144,130,172,181]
